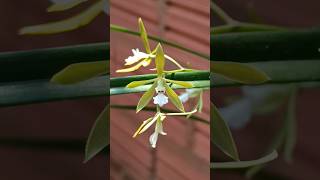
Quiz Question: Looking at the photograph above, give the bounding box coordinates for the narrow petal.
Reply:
[149,132,158,148]
[116,60,145,73]
[138,114,159,135]
[133,117,153,138]
[156,120,167,135]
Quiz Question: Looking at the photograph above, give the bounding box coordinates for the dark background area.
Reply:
[0,1,108,179]
[212,0,320,179]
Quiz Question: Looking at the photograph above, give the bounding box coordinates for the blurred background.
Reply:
[0,1,107,179]
[212,0,320,179]
[110,0,210,179]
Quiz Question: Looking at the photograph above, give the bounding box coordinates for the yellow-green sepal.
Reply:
[138,18,151,53]
[136,81,157,112]
[133,117,153,138]
[165,79,193,88]
[155,44,165,76]
[126,78,157,88]
[163,83,185,112]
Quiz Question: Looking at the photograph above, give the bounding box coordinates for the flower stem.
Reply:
[210,1,238,25]
[164,54,185,70]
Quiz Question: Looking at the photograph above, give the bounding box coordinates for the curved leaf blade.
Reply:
[51,61,108,84]
[47,0,87,12]
[19,0,105,35]
[211,61,270,84]
[211,103,239,161]
[84,106,109,163]
[211,151,278,169]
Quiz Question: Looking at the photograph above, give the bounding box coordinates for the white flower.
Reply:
[125,48,150,66]
[179,89,197,103]
[149,116,166,148]
[153,93,168,107]
[179,93,189,103]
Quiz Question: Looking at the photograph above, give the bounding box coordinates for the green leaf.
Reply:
[211,151,278,169]
[198,91,203,112]
[19,0,105,35]
[136,81,157,112]
[165,79,193,88]
[211,103,239,161]
[51,61,108,84]
[283,88,297,163]
[47,0,87,12]
[126,78,156,88]
[164,82,185,112]
[138,18,151,53]
[155,44,165,76]
[211,61,270,84]
[84,106,109,163]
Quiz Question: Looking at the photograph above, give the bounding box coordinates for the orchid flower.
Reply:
[125,44,193,112]
[118,19,198,148]
[117,18,188,73]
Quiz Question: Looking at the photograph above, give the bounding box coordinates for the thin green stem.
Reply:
[210,1,237,24]
[164,54,185,69]
[211,23,286,34]
[211,151,278,169]
[110,24,209,60]
[110,104,209,125]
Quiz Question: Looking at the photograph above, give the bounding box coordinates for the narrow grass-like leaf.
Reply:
[136,81,157,112]
[211,23,285,35]
[47,0,87,12]
[165,79,193,88]
[164,83,184,112]
[126,78,156,88]
[84,106,109,162]
[19,0,105,35]
[211,29,320,62]
[138,18,151,53]
[283,88,297,163]
[211,103,239,161]
[51,61,108,84]
[211,151,278,169]
[0,43,108,83]
[211,61,270,84]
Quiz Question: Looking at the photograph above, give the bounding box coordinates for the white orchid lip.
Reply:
[124,48,152,66]
[153,93,168,107]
